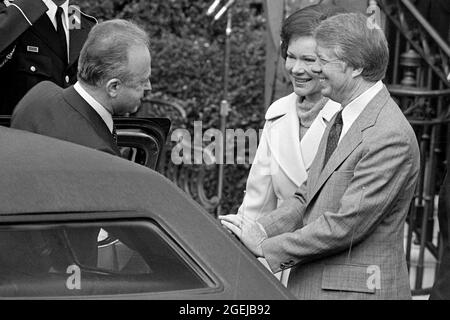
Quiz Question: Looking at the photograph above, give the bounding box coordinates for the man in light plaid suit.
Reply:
[220,12,420,300]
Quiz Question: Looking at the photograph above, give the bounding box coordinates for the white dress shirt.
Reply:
[339,80,383,143]
[41,0,69,61]
[74,82,114,133]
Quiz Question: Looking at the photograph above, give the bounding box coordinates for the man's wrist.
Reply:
[256,222,268,258]
[256,221,268,240]
[257,240,265,258]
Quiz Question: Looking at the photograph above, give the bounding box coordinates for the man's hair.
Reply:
[77,19,150,87]
[314,12,389,82]
[280,4,347,60]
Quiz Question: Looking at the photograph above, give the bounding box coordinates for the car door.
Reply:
[0,115,171,172]
[114,117,170,171]
[0,125,295,300]
[0,209,295,299]
[0,212,219,299]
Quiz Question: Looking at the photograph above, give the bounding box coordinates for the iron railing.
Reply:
[379,0,450,296]
[136,96,221,214]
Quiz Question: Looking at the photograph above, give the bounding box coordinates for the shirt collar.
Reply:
[42,0,69,28]
[74,82,114,133]
[320,99,341,123]
[341,80,383,129]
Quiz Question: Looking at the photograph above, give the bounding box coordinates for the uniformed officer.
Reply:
[0,0,97,114]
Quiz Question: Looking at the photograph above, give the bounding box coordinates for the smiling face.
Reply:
[285,36,323,102]
[311,44,354,104]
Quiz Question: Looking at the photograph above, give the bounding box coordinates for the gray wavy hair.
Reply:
[314,12,389,82]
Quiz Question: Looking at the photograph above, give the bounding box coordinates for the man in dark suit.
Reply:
[11,19,152,267]
[11,19,152,157]
[0,0,97,114]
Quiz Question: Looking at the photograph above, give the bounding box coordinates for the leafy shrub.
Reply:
[77,0,266,214]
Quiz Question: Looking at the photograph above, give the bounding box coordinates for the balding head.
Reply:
[77,19,150,87]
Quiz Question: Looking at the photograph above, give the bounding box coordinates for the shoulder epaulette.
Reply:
[3,0,14,7]
[3,0,32,26]
[69,5,98,24]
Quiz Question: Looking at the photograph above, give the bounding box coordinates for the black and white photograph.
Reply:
[0,0,449,308]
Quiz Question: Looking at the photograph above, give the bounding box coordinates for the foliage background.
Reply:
[77,0,267,214]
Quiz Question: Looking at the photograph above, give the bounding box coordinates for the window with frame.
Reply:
[0,220,212,297]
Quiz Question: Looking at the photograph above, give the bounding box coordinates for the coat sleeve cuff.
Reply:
[261,239,281,273]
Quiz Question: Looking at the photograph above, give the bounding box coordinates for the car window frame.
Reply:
[0,211,224,299]
[0,116,171,172]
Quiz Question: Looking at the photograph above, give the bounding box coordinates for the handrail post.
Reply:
[216,7,233,217]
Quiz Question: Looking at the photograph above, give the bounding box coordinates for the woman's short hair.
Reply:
[314,12,389,82]
[77,19,150,87]
[280,4,347,60]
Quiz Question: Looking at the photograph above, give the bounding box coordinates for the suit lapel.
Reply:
[265,97,340,187]
[307,123,329,198]
[62,86,120,155]
[266,109,306,187]
[309,123,363,200]
[30,11,92,67]
[301,100,340,171]
[308,86,391,202]
[30,15,66,63]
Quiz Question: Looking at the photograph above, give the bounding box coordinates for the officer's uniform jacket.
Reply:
[0,0,97,114]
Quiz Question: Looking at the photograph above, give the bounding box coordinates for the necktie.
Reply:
[56,6,68,64]
[322,109,343,169]
[112,124,118,145]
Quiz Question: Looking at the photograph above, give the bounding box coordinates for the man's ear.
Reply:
[105,79,121,98]
[343,62,363,78]
[352,67,363,78]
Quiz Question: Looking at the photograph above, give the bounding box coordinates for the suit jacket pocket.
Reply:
[321,263,377,294]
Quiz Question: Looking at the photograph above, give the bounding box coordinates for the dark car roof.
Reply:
[0,127,294,300]
[0,126,177,215]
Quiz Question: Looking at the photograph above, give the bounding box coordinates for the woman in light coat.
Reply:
[237,4,344,285]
